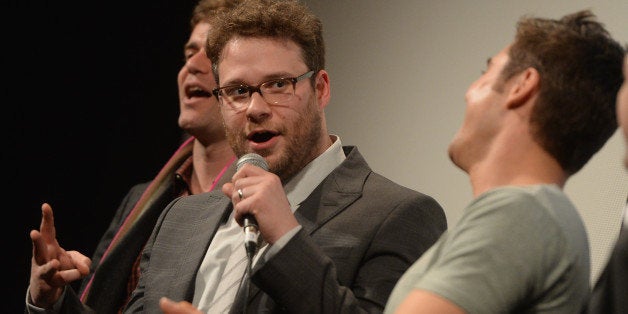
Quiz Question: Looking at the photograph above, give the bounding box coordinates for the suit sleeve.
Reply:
[253,193,446,313]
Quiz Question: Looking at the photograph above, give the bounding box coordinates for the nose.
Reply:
[246,92,272,122]
[186,48,210,75]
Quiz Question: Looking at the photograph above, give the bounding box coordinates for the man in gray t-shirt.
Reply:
[385,10,624,314]
[387,186,589,313]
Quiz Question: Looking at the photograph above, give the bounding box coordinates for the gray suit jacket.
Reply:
[124,146,447,313]
[52,147,234,314]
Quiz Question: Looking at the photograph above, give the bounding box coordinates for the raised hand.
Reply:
[28,203,91,308]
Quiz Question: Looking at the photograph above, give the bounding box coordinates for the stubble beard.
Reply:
[225,96,324,183]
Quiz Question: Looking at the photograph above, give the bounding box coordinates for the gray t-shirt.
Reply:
[385,185,590,313]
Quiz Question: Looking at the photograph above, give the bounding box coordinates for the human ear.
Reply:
[506,67,540,109]
[315,70,331,109]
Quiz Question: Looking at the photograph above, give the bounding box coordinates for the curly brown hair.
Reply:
[190,0,243,29]
[205,0,324,86]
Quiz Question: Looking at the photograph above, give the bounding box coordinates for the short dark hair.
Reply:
[500,10,625,174]
[190,0,242,29]
[205,0,325,85]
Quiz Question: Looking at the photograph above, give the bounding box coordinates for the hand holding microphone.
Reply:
[235,153,269,258]
[228,153,301,258]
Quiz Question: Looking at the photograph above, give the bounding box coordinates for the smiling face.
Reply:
[177,22,225,143]
[216,37,330,182]
[618,55,628,169]
[448,46,512,173]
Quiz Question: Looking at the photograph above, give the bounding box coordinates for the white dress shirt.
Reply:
[193,135,345,311]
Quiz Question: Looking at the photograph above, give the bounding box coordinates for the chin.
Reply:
[447,143,466,171]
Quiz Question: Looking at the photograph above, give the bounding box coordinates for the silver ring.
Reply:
[238,188,244,200]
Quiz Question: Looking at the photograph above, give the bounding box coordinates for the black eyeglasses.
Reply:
[212,70,314,111]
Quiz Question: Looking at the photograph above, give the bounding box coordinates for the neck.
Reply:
[467,137,568,197]
[189,137,236,194]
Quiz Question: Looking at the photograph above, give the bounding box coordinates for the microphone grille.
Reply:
[236,153,269,171]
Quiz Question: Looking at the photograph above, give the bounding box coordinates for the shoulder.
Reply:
[469,185,570,219]
[124,181,153,199]
[457,185,583,253]
[166,190,228,212]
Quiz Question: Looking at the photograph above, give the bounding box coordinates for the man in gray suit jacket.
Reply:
[125,0,447,313]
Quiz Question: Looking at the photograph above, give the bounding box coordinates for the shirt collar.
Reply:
[284,134,345,212]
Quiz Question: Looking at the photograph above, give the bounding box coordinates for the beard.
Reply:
[225,94,324,183]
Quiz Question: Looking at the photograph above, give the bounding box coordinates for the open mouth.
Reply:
[186,85,212,98]
[248,130,277,143]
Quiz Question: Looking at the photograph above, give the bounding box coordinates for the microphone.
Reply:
[236,153,269,258]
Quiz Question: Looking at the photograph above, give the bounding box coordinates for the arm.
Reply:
[253,193,446,313]
[394,290,465,314]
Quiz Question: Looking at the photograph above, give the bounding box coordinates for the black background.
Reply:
[7,1,197,312]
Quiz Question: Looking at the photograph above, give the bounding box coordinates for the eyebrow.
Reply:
[184,41,200,52]
[221,72,296,87]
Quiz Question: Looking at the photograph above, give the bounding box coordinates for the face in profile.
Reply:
[448,45,511,172]
[617,55,628,169]
[177,22,223,138]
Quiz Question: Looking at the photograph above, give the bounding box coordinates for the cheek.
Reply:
[220,109,237,126]
[466,81,493,106]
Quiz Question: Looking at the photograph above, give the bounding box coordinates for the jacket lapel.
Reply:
[164,192,233,300]
[243,146,371,311]
[174,161,237,293]
[296,146,369,235]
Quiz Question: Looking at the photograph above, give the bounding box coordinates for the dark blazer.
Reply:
[583,222,628,314]
[80,182,178,311]
[55,157,235,314]
[124,146,447,313]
